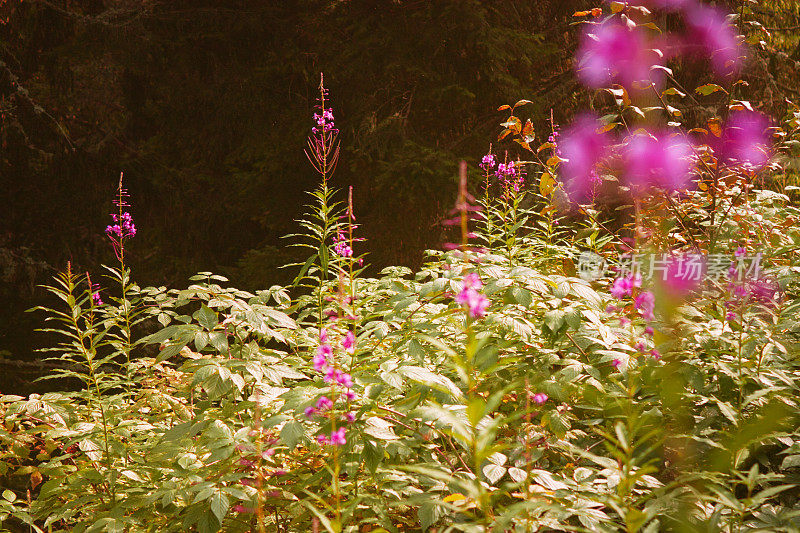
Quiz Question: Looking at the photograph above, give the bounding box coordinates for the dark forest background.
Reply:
[1,0,799,393]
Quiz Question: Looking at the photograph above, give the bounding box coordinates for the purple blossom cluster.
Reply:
[307,329,357,446]
[312,109,336,135]
[480,153,496,172]
[91,285,103,306]
[105,212,137,239]
[496,161,525,192]
[333,230,353,258]
[454,273,489,318]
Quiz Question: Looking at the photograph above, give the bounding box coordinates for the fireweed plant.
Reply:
[2,2,800,532]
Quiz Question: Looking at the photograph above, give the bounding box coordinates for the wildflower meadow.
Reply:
[2,1,800,532]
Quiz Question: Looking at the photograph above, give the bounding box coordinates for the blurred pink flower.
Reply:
[330,427,346,446]
[342,331,356,354]
[623,131,693,191]
[576,21,663,89]
[717,111,771,169]
[559,115,610,203]
[532,393,548,405]
[635,291,656,321]
[684,4,741,76]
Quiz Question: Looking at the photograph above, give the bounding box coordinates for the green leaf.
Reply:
[482,463,507,485]
[398,366,463,400]
[696,83,726,96]
[210,492,229,523]
[195,305,218,331]
[418,501,444,531]
[280,421,304,448]
[364,417,399,440]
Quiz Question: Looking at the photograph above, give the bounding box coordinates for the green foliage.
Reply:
[4,3,800,531]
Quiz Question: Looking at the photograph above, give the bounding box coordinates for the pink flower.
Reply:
[576,20,663,89]
[455,274,489,318]
[345,411,356,423]
[725,311,737,321]
[635,291,656,321]
[612,358,623,369]
[330,427,346,446]
[605,304,618,313]
[314,344,331,371]
[683,4,742,76]
[319,329,328,343]
[336,372,353,388]
[532,393,548,405]
[650,349,661,360]
[619,317,631,327]
[635,340,647,352]
[316,396,333,411]
[560,115,610,203]
[611,277,632,300]
[304,406,317,418]
[462,273,483,290]
[317,434,329,445]
[342,331,356,354]
[644,326,654,336]
[480,153,496,171]
[611,274,640,300]
[233,504,254,513]
[345,390,356,401]
[623,131,693,191]
[717,111,771,169]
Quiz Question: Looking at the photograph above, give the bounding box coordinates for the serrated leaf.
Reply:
[280,421,304,448]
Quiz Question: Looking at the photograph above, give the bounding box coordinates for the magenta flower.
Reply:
[333,230,353,258]
[683,4,741,76]
[611,274,640,300]
[658,256,703,296]
[233,504,254,514]
[312,109,336,135]
[532,393,548,405]
[314,344,331,371]
[623,131,693,191]
[611,278,631,300]
[725,311,737,321]
[342,331,355,354]
[559,115,610,203]
[619,317,631,327]
[605,304,618,314]
[496,161,525,192]
[91,284,103,306]
[317,434,329,445]
[635,291,656,321]
[316,396,333,411]
[635,340,647,352]
[304,406,317,418]
[105,212,137,239]
[717,111,771,169]
[612,358,623,369]
[462,273,483,290]
[644,326,654,336]
[576,20,663,89]
[330,427,346,446]
[455,274,490,318]
[650,349,661,360]
[480,153,496,171]
[345,411,356,423]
